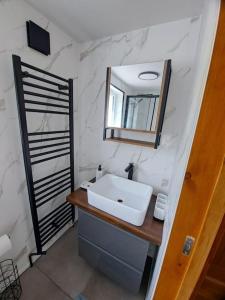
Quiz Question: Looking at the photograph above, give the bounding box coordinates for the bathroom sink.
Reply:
[87,174,153,226]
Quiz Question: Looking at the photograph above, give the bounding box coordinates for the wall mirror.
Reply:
[103,60,171,148]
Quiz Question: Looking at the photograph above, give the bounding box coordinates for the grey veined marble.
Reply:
[0,0,202,280]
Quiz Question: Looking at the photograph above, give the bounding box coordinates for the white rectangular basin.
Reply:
[87,174,153,226]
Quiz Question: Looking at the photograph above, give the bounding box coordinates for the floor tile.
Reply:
[36,226,94,298]
[20,266,71,300]
[21,226,147,300]
[82,269,145,300]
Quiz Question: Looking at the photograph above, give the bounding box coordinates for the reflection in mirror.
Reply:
[106,61,165,132]
[124,95,159,131]
[108,84,124,127]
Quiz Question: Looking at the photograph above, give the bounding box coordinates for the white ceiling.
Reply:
[26,0,204,43]
[112,61,164,92]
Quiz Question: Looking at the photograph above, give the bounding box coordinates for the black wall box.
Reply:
[26,20,50,55]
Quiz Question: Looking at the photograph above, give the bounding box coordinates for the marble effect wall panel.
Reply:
[0,0,80,272]
[0,0,205,293]
[78,17,204,300]
[78,17,202,194]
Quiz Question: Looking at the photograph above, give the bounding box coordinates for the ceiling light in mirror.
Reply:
[138,71,159,80]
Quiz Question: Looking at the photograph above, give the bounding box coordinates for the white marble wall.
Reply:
[78,17,207,299]
[78,17,202,195]
[0,0,80,272]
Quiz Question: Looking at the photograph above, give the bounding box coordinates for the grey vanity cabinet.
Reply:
[77,209,150,293]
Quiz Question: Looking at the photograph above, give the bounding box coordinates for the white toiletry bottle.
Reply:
[96,165,103,180]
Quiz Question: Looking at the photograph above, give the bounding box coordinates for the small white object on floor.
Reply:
[154,193,168,221]
[0,234,12,259]
[80,181,94,190]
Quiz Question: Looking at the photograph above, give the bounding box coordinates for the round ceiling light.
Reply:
[138,71,159,80]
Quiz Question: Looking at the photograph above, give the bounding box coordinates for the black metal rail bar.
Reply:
[28,130,69,136]
[29,136,70,143]
[29,141,70,151]
[39,202,71,226]
[22,72,69,90]
[30,146,70,159]
[68,79,75,222]
[36,184,71,208]
[33,167,70,185]
[40,209,72,236]
[36,180,71,203]
[31,151,70,165]
[24,90,69,103]
[21,61,68,83]
[34,171,71,191]
[35,176,71,197]
[25,100,69,110]
[25,108,70,115]
[23,81,69,96]
[41,214,73,246]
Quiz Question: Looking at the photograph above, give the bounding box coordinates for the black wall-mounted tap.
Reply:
[125,163,134,180]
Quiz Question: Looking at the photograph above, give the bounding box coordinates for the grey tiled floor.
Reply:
[20,227,146,300]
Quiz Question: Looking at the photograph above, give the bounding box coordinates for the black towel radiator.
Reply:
[12,55,75,266]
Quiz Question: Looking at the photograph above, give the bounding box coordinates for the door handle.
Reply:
[183,236,195,255]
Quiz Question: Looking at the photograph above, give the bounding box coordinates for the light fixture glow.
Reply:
[138,71,159,80]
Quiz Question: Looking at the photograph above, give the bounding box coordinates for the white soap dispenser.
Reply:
[96,165,103,180]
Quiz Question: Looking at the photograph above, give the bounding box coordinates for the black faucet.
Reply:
[125,163,134,180]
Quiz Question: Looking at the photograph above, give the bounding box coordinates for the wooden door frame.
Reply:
[153,1,225,299]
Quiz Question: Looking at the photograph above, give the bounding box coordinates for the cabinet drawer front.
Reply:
[79,236,143,293]
[78,209,149,271]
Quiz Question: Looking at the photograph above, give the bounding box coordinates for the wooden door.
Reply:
[153,1,225,299]
[191,215,225,300]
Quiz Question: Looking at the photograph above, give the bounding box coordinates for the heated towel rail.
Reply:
[12,55,74,266]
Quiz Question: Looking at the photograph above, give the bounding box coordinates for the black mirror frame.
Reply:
[103,60,171,149]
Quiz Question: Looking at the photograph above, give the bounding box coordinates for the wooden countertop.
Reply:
[67,188,163,246]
